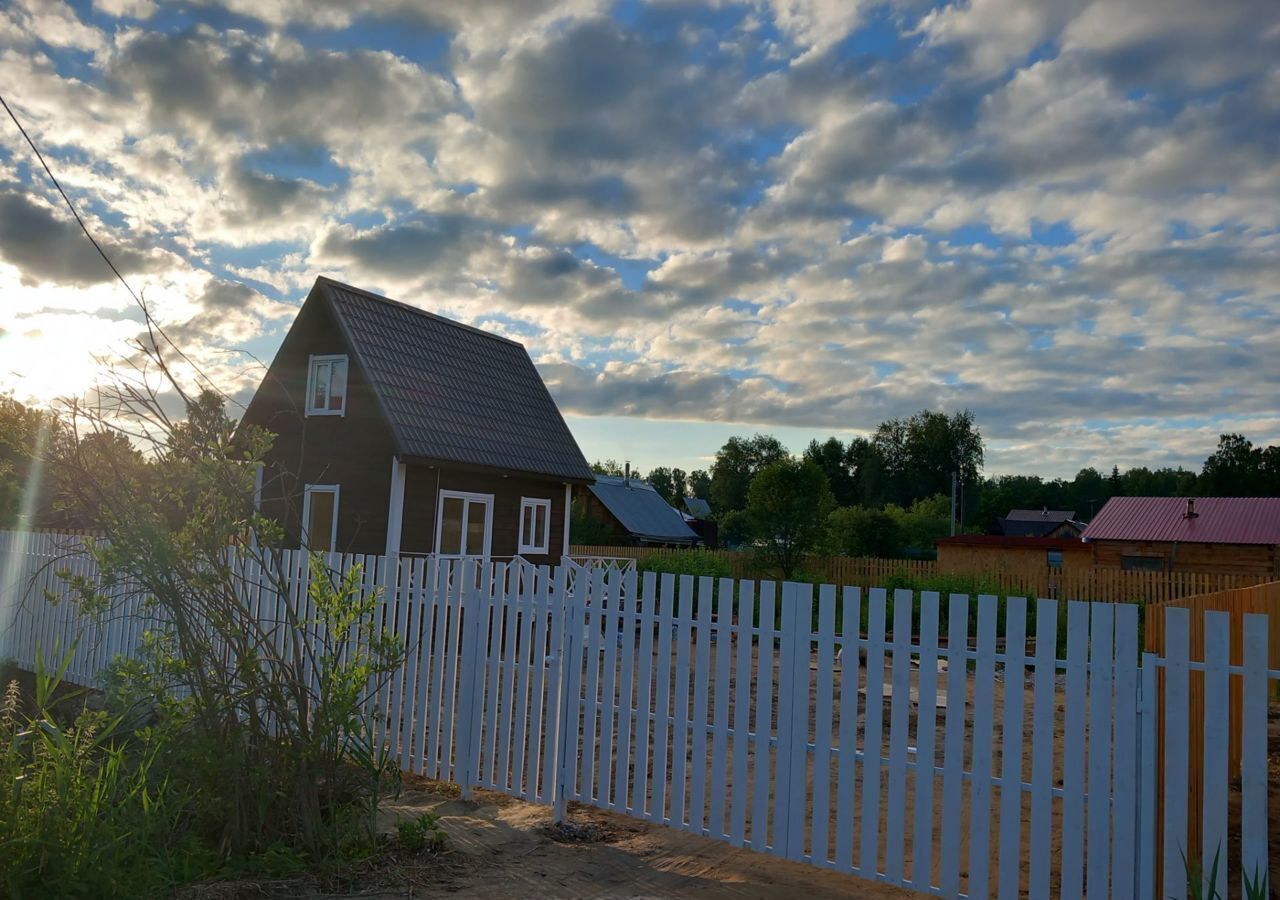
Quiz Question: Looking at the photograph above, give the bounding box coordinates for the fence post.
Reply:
[553,565,585,822]
[776,581,813,862]
[455,561,490,800]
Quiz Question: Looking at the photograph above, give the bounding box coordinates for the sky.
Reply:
[0,0,1277,479]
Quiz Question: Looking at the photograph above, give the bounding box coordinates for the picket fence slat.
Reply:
[859,587,888,877]
[3,531,1277,900]
[1201,612,1229,900]
[996,596,1027,900]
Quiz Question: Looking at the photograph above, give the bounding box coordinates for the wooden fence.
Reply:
[1144,581,1280,889]
[570,544,1272,604]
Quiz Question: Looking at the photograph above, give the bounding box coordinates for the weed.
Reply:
[397,813,447,854]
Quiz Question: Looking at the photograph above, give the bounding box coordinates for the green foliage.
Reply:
[0,393,59,529]
[709,433,788,514]
[883,494,952,556]
[636,549,732,579]
[0,652,193,899]
[687,469,712,501]
[1180,847,1223,900]
[826,505,904,558]
[396,812,447,854]
[746,458,834,579]
[569,496,615,545]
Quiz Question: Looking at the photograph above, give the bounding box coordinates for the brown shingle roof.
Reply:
[318,277,594,482]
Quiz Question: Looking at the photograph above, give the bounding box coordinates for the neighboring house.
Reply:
[241,276,595,563]
[684,498,712,519]
[683,497,719,548]
[577,474,700,547]
[996,508,1085,539]
[936,534,1091,574]
[1080,497,1280,576]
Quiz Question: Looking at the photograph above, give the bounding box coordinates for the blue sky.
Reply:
[0,0,1277,477]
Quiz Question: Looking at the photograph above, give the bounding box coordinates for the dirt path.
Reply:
[358,785,926,899]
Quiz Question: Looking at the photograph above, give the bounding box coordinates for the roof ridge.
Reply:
[315,275,524,349]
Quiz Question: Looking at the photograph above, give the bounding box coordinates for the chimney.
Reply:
[624,461,631,488]
[1184,498,1198,519]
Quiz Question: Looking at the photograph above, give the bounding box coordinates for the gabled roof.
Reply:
[314,277,593,482]
[684,497,712,519]
[1081,497,1280,545]
[1005,508,1078,522]
[589,476,699,544]
[997,517,1083,538]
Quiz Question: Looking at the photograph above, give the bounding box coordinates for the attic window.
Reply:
[306,355,348,416]
[518,497,551,555]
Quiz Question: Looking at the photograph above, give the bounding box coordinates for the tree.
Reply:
[871,409,984,507]
[1199,434,1265,495]
[687,469,712,500]
[746,458,834,578]
[710,434,788,514]
[884,494,953,556]
[647,466,676,503]
[0,394,60,528]
[670,467,688,501]
[826,506,903,558]
[803,437,857,506]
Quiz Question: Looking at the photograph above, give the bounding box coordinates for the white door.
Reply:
[435,490,494,559]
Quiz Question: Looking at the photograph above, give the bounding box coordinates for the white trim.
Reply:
[518,496,552,555]
[302,483,340,551]
[434,489,494,559]
[385,457,406,559]
[562,483,572,557]
[305,353,348,417]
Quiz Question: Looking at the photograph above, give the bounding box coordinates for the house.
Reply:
[576,473,700,547]
[936,534,1091,575]
[995,508,1084,539]
[241,277,595,563]
[682,497,719,548]
[1080,497,1280,576]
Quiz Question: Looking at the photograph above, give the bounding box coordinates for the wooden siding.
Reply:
[400,466,568,566]
[1090,539,1280,576]
[937,541,1092,576]
[243,295,570,560]
[243,294,399,555]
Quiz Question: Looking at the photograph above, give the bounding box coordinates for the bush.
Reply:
[636,549,732,580]
[0,652,195,899]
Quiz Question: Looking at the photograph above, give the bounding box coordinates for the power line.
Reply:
[0,91,143,308]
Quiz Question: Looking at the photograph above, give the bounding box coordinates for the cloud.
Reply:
[0,191,159,286]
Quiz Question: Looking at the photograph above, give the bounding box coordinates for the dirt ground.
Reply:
[352,781,926,899]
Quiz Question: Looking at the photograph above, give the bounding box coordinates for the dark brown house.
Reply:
[241,277,595,564]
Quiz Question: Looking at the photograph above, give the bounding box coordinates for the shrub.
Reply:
[396,813,447,854]
[636,549,732,580]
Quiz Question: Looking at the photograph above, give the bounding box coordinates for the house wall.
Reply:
[243,295,398,556]
[937,541,1092,575]
[1089,540,1280,576]
[399,465,570,566]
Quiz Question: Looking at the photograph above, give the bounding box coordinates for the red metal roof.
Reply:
[1081,497,1280,546]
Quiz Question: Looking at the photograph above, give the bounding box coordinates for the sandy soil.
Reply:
[354,781,926,899]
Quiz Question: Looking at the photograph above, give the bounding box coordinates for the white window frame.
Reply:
[305,354,349,417]
[434,489,494,559]
[301,484,340,551]
[518,497,552,555]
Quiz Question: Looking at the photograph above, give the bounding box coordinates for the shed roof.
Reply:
[589,476,699,544]
[1081,497,1280,546]
[684,497,712,519]
[316,277,594,482]
[1005,508,1078,522]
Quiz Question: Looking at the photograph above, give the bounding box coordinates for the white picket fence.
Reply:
[0,529,1275,899]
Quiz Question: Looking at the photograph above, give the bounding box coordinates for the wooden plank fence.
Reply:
[3,529,1277,899]
[569,544,1270,604]
[1144,581,1280,895]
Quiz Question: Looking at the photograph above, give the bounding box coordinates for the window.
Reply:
[435,490,493,558]
[302,484,339,552]
[1121,555,1164,572]
[1047,549,1064,569]
[306,354,348,416]
[518,498,552,555]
